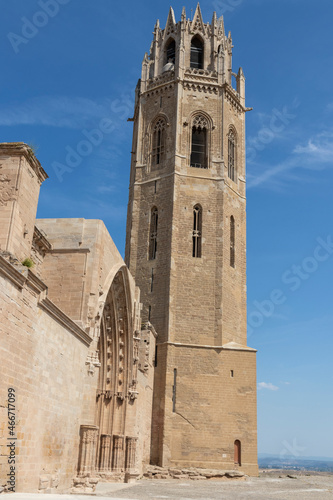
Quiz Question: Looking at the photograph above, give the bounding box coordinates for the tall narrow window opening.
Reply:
[152,118,166,168]
[192,205,202,258]
[166,39,176,65]
[172,368,177,413]
[149,207,158,260]
[228,129,236,181]
[150,268,154,292]
[234,440,241,465]
[190,115,208,169]
[230,216,235,268]
[190,36,204,69]
[148,305,151,322]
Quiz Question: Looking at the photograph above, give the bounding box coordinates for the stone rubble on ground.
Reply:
[144,465,245,480]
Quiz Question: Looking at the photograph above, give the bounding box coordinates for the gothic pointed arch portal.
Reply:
[78,267,140,479]
[96,267,139,475]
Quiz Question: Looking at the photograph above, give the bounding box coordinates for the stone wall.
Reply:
[0,159,156,493]
[162,345,257,475]
[0,143,47,263]
[0,255,91,493]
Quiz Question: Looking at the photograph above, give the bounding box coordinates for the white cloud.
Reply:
[293,135,333,162]
[257,382,279,391]
[293,140,318,154]
[97,185,116,194]
[248,131,333,190]
[0,95,133,130]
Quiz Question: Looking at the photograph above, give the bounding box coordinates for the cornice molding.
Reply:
[33,226,52,252]
[39,298,92,346]
[0,142,48,184]
[159,341,257,352]
[0,255,27,289]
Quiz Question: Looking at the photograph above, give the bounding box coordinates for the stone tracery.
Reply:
[77,267,142,481]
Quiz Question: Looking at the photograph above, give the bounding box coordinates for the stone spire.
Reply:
[191,3,205,34]
[164,6,176,38]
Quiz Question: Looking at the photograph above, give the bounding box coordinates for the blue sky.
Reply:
[1,0,333,459]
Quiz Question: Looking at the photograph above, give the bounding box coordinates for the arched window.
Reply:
[152,118,166,168]
[192,205,202,258]
[166,39,176,65]
[190,36,204,69]
[190,115,208,169]
[149,207,158,260]
[228,129,236,181]
[230,216,235,268]
[234,440,241,465]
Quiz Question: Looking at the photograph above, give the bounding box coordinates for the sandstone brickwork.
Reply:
[125,5,258,476]
[0,146,156,493]
[0,143,47,263]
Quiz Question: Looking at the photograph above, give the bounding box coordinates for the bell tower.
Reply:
[125,4,258,475]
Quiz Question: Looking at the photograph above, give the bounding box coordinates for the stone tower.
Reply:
[0,143,48,261]
[125,4,258,475]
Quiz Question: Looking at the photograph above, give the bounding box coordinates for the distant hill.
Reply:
[258,454,333,472]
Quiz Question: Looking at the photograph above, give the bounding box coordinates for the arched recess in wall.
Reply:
[192,204,202,258]
[230,215,235,268]
[149,206,158,260]
[217,44,224,74]
[190,35,204,69]
[149,114,169,171]
[187,111,213,169]
[234,439,241,465]
[94,266,139,473]
[227,126,237,182]
[165,37,176,65]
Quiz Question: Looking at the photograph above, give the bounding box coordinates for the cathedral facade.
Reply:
[0,5,257,494]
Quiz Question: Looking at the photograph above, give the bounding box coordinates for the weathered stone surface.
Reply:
[144,465,245,481]
[125,4,258,478]
[225,471,245,478]
[0,156,156,493]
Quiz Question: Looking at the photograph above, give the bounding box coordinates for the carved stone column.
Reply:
[125,437,138,471]
[99,434,112,472]
[112,435,125,471]
[78,425,99,476]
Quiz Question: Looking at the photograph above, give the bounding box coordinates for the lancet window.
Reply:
[228,129,236,181]
[190,115,208,169]
[149,207,158,260]
[192,205,202,258]
[190,36,204,69]
[166,39,176,65]
[230,216,235,268]
[152,118,166,168]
